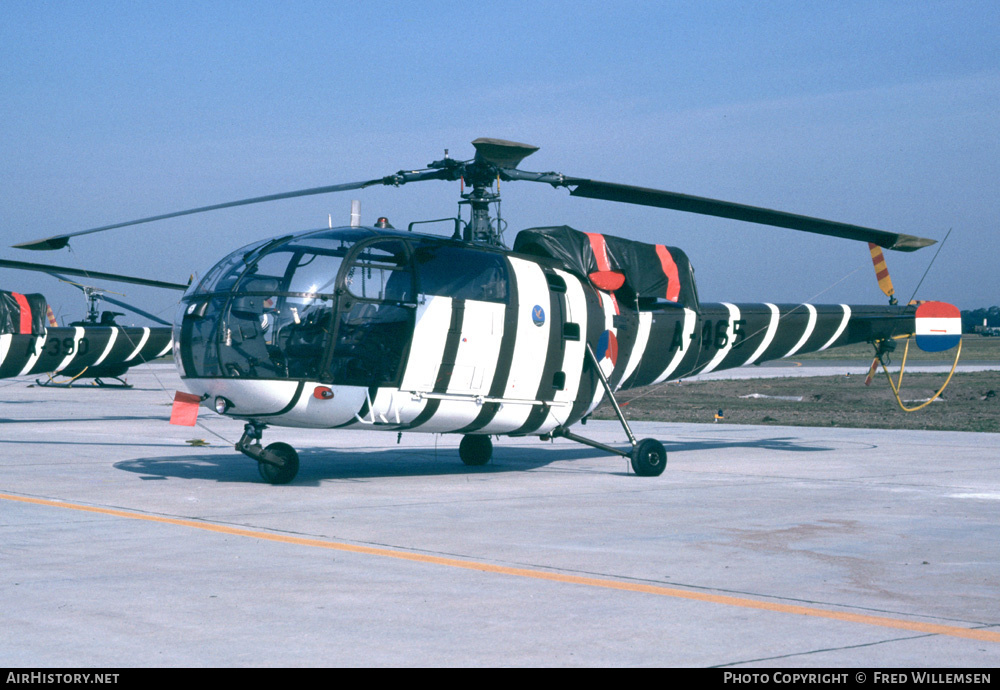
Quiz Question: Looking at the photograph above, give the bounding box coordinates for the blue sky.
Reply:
[2,1,998,324]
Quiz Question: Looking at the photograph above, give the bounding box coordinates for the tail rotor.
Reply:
[861,240,963,407]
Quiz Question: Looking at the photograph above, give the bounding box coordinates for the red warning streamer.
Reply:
[170,391,202,426]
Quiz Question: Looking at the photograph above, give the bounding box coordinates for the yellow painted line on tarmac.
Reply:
[4,492,999,644]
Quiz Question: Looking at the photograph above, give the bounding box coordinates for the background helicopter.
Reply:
[0,259,182,387]
[13,139,960,484]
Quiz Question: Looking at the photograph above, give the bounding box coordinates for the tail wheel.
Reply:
[459,435,493,466]
[258,442,300,484]
[630,438,667,477]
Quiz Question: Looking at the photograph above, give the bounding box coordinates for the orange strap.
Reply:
[12,293,32,334]
[655,245,680,302]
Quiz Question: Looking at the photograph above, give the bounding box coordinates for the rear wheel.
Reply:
[630,438,666,477]
[258,442,300,484]
[459,435,493,466]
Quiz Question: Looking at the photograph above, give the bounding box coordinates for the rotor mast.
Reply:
[461,164,502,245]
[461,138,540,246]
[425,138,540,246]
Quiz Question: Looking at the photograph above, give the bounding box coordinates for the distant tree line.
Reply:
[962,306,1000,333]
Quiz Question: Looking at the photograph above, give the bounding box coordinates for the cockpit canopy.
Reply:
[175,227,509,384]
[191,228,372,299]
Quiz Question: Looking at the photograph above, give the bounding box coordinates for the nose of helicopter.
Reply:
[180,377,371,429]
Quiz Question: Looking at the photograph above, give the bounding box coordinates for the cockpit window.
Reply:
[282,230,368,295]
[193,238,272,295]
[286,253,343,295]
[178,228,379,380]
[343,240,414,302]
[235,252,295,294]
[413,244,508,302]
[190,229,372,298]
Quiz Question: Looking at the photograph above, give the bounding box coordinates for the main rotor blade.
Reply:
[569,179,936,251]
[13,178,389,251]
[48,273,173,325]
[0,259,189,291]
[503,170,936,252]
[97,294,173,326]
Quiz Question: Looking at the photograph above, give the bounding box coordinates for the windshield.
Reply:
[176,228,373,379]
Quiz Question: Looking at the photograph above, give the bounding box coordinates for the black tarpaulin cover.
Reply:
[512,226,698,308]
[0,291,48,335]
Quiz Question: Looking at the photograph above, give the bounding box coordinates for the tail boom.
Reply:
[616,302,925,390]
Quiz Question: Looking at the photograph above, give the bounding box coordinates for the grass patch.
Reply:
[792,334,1000,362]
[595,370,1000,433]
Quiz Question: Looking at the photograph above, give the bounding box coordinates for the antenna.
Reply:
[350,200,361,228]
[907,228,952,303]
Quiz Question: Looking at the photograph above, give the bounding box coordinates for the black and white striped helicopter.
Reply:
[0,263,180,386]
[13,138,960,483]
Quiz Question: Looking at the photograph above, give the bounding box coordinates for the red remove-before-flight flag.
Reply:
[170,391,202,426]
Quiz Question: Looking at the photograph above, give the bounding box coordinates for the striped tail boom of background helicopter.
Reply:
[0,290,173,382]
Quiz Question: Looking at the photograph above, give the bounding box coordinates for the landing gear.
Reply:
[236,422,300,484]
[459,434,492,466]
[35,374,132,388]
[544,343,669,477]
[257,442,300,484]
[549,427,668,477]
[630,438,667,477]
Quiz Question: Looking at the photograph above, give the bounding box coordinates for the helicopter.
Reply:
[0,259,181,386]
[13,138,961,484]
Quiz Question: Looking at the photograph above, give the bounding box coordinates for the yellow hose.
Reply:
[878,338,963,412]
[43,366,89,387]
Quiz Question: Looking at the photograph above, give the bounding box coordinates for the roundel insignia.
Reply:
[531,305,545,326]
[915,301,962,352]
[596,330,618,366]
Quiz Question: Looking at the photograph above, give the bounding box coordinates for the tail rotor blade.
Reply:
[868,243,897,304]
[864,357,879,386]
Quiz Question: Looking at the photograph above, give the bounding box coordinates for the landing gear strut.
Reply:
[236,421,300,484]
[546,343,668,477]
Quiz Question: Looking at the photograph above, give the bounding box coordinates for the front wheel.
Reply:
[630,438,667,477]
[258,442,300,484]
